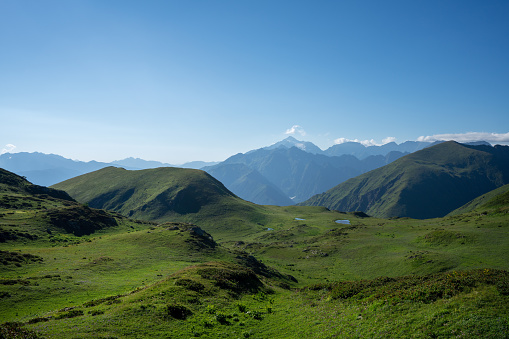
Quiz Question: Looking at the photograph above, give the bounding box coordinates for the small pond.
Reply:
[295,218,305,221]
[335,220,351,225]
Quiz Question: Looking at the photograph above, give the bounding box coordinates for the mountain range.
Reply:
[0,152,218,187]
[205,145,408,204]
[1,137,435,205]
[302,141,509,219]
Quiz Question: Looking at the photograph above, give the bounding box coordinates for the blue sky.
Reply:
[1,0,508,164]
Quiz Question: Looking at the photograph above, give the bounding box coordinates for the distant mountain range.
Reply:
[0,153,218,187]
[266,136,433,158]
[200,136,442,205]
[301,141,509,219]
[5,137,507,225]
[205,145,408,204]
[5,137,502,211]
[0,137,435,203]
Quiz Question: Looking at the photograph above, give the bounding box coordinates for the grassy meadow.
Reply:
[1,192,509,338]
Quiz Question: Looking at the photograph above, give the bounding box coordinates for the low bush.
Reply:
[166,304,192,320]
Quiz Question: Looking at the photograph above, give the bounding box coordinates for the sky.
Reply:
[1,0,508,164]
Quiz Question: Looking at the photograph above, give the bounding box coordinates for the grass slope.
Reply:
[448,184,509,216]
[52,167,270,238]
[3,205,509,338]
[302,141,509,219]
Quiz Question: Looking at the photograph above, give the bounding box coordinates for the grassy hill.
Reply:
[302,141,509,219]
[52,166,272,238]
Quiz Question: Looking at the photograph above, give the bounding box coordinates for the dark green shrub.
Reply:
[0,322,43,339]
[215,312,230,325]
[175,278,205,292]
[89,310,105,316]
[166,304,192,320]
[55,309,84,319]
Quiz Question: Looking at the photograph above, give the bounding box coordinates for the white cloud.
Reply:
[382,137,397,144]
[1,144,16,155]
[417,132,509,144]
[285,125,306,136]
[334,137,396,147]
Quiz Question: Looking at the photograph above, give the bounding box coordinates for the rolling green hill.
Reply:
[302,141,509,219]
[51,166,271,237]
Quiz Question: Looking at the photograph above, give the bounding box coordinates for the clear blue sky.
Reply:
[1,0,508,164]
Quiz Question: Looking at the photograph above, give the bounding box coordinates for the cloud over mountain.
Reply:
[285,125,306,136]
[1,144,16,155]
[417,132,509,144]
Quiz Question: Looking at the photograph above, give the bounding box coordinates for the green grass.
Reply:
[2,171,509,337]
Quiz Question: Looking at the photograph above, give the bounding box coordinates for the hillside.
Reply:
[52,166,269,236]
[0,167,74,202]
[3,198,509,338]
[302,141,509,219]
[448,183,509,216]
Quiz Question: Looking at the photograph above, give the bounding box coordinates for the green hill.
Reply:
[51,166,270,237]
[0,168,74,201]
[448,183,509,216]
[302,141,509,219]
[1,167,140,240]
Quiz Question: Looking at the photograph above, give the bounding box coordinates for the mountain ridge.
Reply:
[301,141,509,219]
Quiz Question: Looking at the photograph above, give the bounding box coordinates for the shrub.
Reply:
[55,309,84,319]
[175,278,205,292]
[166,304,192,320]
[215,312,230,325]
[0,322,43,339]
[312,269,509,305]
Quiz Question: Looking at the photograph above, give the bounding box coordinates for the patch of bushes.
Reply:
[84,295,122,307]
[307,269,509,304]
[197,262,263,294]
[0,322,43,339]
[88,310,105,316]
[166,304,192,320]
[0,229,38,243]
[175,278,205,292]
[0,250,43,266]
[27,317,51,324]
[55,309,84,319]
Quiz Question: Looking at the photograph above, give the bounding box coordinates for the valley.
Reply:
[1,141,509,338]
